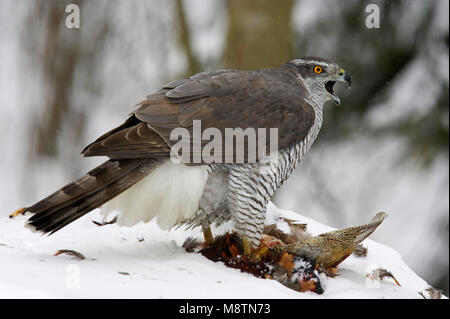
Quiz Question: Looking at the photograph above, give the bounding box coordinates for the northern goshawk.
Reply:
[20,57,351,253]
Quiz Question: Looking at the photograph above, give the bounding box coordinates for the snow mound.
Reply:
[0,202,442,299]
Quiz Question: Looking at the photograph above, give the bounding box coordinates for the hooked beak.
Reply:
[325,68,351,105]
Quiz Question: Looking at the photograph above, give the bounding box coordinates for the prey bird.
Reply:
[16,57,351,254]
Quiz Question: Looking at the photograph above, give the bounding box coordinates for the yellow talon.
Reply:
[253,246,269,261]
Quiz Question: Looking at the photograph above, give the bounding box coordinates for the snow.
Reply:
[0,202,439,299]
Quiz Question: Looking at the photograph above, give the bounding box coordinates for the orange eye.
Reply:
[314,66,323,74]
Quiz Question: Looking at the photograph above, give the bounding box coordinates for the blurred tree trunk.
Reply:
[25,0,110,158]
[175,0,199,76]
[225,0,294,70]
[31,0,82,157]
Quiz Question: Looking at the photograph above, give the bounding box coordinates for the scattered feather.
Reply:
[418,287,443,299]
[353,244,368,257]
[54,249,86,260]
[92,215,118,227]
[366,268,401,286]
[182,236,202,253]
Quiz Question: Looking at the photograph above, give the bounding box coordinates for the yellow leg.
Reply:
[9,207,26,219]
[202,226,213,245]
[242,236,252,256]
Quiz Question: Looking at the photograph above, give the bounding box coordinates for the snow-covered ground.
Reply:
[0,202,439,299]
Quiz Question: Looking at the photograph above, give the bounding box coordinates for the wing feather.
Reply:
[83,67,315,163]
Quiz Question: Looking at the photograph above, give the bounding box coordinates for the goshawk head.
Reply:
[288,57,352,105]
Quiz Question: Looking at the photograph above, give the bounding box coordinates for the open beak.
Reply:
[325,68,351,105]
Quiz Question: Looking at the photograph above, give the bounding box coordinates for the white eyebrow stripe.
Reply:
[293,59,331,67]
[306,61,329,67]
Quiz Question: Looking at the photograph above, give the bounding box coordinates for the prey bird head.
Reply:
[289,56,351,105]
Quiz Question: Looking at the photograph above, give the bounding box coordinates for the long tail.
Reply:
[24,158,160,234]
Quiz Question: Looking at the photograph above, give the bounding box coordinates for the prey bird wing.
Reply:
[319,211,388,245]
[283,212,387,269]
